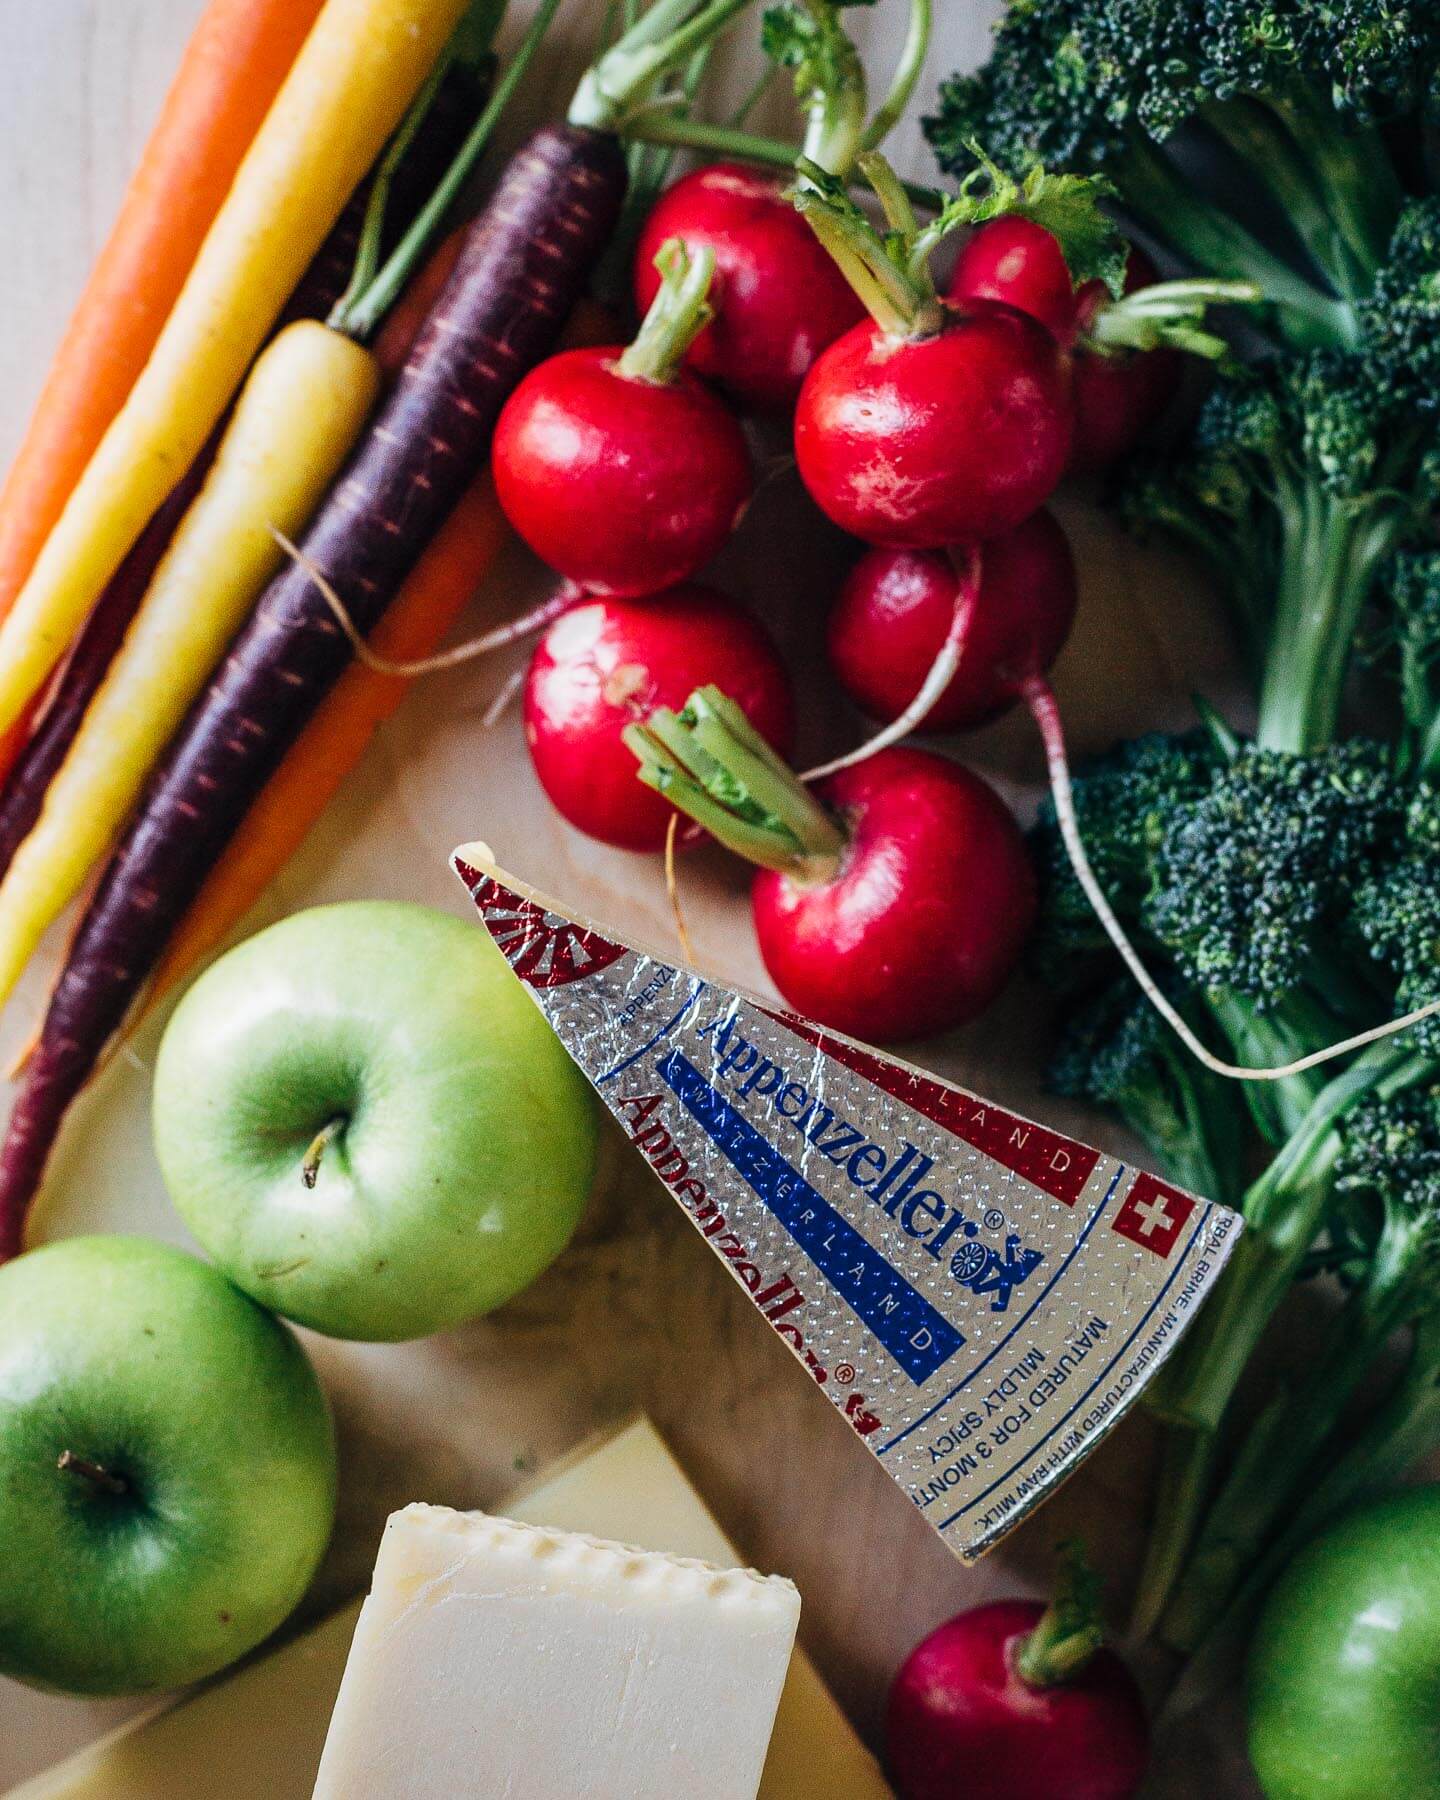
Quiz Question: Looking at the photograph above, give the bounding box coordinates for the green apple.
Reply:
[0,1235,336,1695]
[153,901,597,1341]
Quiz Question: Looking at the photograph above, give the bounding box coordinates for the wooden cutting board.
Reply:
[0,3,1257,1792]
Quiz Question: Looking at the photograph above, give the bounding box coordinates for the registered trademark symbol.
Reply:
[835,1362,856,1385]
[983,1208,1006,1231]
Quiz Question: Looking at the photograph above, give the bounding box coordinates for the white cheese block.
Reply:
[312,1505,801,1799]
[5,1418,891,1800]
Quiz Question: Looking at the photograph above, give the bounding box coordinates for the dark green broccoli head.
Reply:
[1145,740,1401,1002]
[1360,200,1440,403]
[1028,730,1220,986]
[1047,973,1249,1198]
[927,0,1437,174]
[1285,1,1440,117]
[1120,349,1440,732]
[925,0,1138,175]
[1369,551,1440,752]
[1350,783,1440,1054]
[1333,1082,1440,1291]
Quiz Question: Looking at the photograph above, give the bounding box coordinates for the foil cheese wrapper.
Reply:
[454,847,1242,1561]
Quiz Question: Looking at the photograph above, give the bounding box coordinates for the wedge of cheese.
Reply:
[5,1417,892,1799]
[315,1507,801,1798]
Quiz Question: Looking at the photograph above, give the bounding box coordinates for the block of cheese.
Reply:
[4,1418,892,1800]
[506,1420,892,1800]
[314,1507,801,1798]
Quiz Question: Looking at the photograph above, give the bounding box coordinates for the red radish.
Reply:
[948,212,1082,344]
[1066,261,1182,471]
[526,588,793,853]
[625,0,940,411]
[886,1549,1149,1800]
[949,219,1256,469]
[827,508,1077,735]
[627,689,1034,1044]
[494,239,753,597]
[795,297,1071,548]
[632,163,866,412]
[791,158,1073,548]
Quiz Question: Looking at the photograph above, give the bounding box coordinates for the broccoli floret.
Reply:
[1382,552,1440,776]
[1330,1079,1440,1321]
[927,0,1132,177]
[1028,729,1219,986]
[1147,741,1400,1001]
[1350,783,1440,1054]
[1121,350,1440,751]
[1048,976,1250,1201]
[1359,198,1440,399]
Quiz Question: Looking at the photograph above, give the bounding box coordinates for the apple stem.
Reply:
[301,1118,346,1189]
[57,1449,129,1497]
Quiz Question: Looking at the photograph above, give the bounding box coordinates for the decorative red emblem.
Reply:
[1111,1172,1195,1258]
[459,866,627,989]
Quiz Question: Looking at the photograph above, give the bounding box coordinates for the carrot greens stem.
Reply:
[339,0,565,341]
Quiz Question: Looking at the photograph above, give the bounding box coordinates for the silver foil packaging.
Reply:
[454,847,1242,1561]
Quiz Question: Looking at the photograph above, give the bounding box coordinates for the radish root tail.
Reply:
[804,545,981,782]
[664,812,696,967]
[1024,673,1440,1083]
[270,525,580,675]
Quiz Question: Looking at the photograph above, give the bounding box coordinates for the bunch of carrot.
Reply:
[0,0,759,1257]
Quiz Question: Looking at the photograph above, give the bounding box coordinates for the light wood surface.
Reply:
[0,2,1255,1792]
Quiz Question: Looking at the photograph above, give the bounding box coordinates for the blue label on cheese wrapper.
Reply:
[454,849,1242,1561]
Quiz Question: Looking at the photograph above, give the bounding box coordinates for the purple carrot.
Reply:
[0,124,626,1257]
[0,60,486,879]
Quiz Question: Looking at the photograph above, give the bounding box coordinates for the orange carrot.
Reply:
[0,0,325,632]
[142,298,616,1016]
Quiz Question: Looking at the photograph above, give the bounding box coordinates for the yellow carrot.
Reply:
[0,0,468,740]
[0,321,379,1007]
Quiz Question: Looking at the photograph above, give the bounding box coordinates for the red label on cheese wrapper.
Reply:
[454,849,1242,1561]
[470,875,628,987]
[773,1015,1103,1207]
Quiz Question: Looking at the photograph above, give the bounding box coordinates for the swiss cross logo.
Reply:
[1111,1173,1195,1258]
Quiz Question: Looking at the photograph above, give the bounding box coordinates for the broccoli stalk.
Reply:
[1048,979,1251,1205]
[1152,1084,1440,1658]
[1123,335,1440,754]
[1159,1309,1440,1711]
[1166,1091,1440,1642]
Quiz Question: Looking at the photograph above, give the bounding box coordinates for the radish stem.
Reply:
[570,0,755,132]
[627,686,846,879]
[617,240,716,382]
[1084,277,1260,359]
[861,0,932,153]
[1014,1542,1106,1688]
[622,112,939,208]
